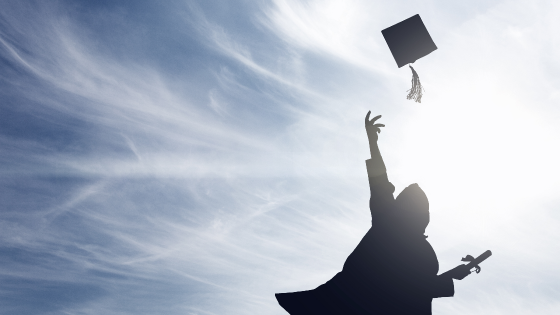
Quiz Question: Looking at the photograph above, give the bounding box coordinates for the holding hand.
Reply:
[365,111,385,143]
[443,264,471,280]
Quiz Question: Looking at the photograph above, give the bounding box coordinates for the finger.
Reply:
[369,115,382,124]
[365,111,371,125]
[372,124,385,128]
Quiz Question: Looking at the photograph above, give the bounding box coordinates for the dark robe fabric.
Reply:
[275,172,454,315]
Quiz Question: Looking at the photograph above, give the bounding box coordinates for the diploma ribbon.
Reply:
[461,250,492,274]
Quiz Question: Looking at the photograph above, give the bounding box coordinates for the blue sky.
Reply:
[2,0,560,314]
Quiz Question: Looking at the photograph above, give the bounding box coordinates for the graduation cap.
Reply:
[381,14,437,103]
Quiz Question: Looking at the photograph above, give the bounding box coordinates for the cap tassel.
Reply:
[406,65,424,103]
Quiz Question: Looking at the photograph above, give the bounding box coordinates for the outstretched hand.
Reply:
[365,111,385,143]
[444,264,472,280]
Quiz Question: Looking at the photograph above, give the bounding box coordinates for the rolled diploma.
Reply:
[465,250,492,270]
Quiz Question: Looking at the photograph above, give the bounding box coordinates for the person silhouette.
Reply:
[275,112,472,315]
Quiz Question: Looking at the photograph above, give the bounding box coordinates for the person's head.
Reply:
[394,183,429,235]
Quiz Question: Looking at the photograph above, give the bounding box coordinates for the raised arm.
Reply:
[365,111,386,176]
[364,112,395,217]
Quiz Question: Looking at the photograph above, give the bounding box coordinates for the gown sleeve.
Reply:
[428,275,455,298]
[365,158,396,217]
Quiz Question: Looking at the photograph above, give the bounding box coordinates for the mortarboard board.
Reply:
[382,14,437,68]
[381,14,437,103]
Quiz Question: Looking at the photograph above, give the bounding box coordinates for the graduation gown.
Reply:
[275,159,454,315]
